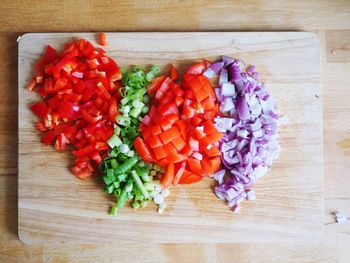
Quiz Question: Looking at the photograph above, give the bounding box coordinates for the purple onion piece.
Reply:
[211,55,280,212]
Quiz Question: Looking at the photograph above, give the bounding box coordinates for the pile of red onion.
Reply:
[203,56,280,213]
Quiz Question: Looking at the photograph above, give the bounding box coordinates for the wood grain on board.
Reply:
[1,0,350,32]
[18,32,322,244]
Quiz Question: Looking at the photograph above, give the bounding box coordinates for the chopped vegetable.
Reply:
[135,62,223,188]
[100,65,167,214]
[27,39,122,179]
[99,33,108,46]
[207,56,280,212]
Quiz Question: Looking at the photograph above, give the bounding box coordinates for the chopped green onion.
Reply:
[107,134,122,148]
[117,188,128,208]
[133,65,143,72]
[109,205,118,215]
[107,184,114,194]
[120,97,129,105]
[113,181,120,188]
[114,188,121,197]
[117,174,127,182]
[116,115,131,126]
[110,159,118,169]
[119,143,130,154]
[142,95,150,104]
[114,156,138,175]
[131,170,150,199]
[132,100,144,109]
[114,126,121,135]
[129,107,142,118]
[126,150,135,157]
[146,71,155,82]
[103,175,112,185]
[141,174,151,182]
[132,201,140,209]
[141,106,149,114]
[120,67,128,75]
[101,64,162,214]
[107,169,114,178]
[120,105,130,114]
[151,65,160,74]
[125,181,133,192]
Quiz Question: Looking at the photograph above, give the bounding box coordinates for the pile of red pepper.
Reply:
[28,37,224,188]
[28,39,122,179]
[134,62,223,188]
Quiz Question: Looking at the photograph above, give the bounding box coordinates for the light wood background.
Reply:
[18,32,323,244]
[1,0,350,262]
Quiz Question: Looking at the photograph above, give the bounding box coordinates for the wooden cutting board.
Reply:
[18,32,322,244]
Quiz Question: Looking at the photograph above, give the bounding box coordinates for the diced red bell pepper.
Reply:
[160,163,174,189]
[55,133,68,151]
[134,137,154,162]
[99,33,108,46]
[30,101,47,118]
[178,170,202,184]
[169,64,179,81]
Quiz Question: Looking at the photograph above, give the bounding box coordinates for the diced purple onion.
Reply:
[210,55,280,212]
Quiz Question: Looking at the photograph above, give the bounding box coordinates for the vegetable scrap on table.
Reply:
[26,33,281,215]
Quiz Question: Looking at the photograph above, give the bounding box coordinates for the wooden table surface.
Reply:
[0,1,349,262]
